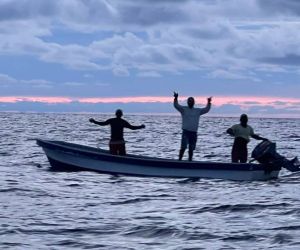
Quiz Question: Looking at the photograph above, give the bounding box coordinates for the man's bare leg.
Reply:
[179,149,185,160]
[188,150,193,161]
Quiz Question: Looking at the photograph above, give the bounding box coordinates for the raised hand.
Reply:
[207,96,212,103]
[174,92,179,99]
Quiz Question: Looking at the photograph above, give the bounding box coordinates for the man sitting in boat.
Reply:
[89,109,145,155]
[173,92,212,161]
[226,114,267,163]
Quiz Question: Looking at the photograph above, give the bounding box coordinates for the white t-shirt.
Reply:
[174,100,211,132]
[230,124,254,142]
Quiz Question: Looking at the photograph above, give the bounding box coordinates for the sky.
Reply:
[0,0,300,117]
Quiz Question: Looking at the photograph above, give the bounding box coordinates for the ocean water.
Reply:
[1,112,300,250]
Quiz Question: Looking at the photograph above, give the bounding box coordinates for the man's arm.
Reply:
[124,121,145,130]
[89,118,110,126]
[226,128,234,136]
[173,92,184,113]
[251,134,267,141]
[200,97,212,115]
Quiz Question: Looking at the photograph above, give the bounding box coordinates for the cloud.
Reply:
[63,82,85,87]
[208,69,261,81]
[137,71,161,77]
[0,73,110,95]
[1,1,300,80]
[182,20,236,40]
[0,73,17,84]
[0,74,52,87]
[112,65,130,76]
[260,54,300,66]
[0,0,57,21]
[1,94,299,105]
[1,94,299,117]
[258,0,300,16]
[20,79,52,85]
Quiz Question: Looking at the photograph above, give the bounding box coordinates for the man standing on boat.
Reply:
[173,92,212,161]
[89,109,145,155]
[226,114,267,163]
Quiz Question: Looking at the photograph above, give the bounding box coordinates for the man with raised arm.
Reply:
[173,92,212,161]
[89,109,145,156]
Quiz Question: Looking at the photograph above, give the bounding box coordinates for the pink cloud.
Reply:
[210,96,300,107]
[0,95,299,107]
[78,96,171,103]
[0,96,73,103]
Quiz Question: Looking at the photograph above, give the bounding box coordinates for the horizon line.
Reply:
[1,110,299,119]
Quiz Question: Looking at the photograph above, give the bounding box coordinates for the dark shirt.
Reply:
[101,118,139,141]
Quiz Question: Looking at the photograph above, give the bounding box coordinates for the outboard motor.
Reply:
[251,140,300,172]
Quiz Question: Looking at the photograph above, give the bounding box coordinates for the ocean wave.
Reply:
[190,203,290,214]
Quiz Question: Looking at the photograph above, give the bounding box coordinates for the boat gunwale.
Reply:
[36,139,281,172]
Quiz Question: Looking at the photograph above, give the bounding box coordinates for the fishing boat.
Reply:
[36,139,282,181]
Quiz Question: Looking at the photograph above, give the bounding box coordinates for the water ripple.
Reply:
[198,203,287,214]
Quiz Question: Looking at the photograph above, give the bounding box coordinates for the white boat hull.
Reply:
[37,139,281,181]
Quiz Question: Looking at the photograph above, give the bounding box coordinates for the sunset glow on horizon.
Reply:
[1,95,299,107]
